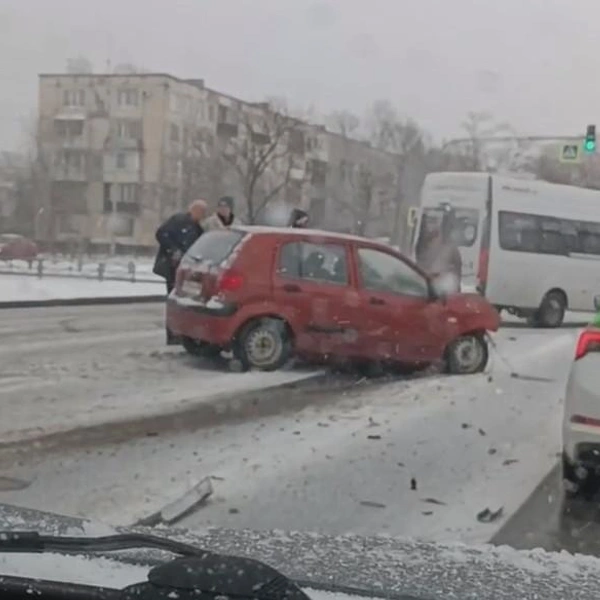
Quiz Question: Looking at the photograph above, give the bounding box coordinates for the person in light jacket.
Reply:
[416,213,462,294]
[203,196,242,231]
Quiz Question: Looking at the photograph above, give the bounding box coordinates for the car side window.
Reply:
[278,242,348,285]
[358,247,429,298]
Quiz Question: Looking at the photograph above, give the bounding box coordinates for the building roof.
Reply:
[38,72,401,161]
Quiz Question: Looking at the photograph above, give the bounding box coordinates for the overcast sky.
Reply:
[1,0,598,150]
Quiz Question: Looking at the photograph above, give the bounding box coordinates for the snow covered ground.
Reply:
[0,311,584,545]
[0,273,164,303]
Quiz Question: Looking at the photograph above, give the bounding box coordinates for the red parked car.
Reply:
[0,234,38,261]
[166,227,500,373]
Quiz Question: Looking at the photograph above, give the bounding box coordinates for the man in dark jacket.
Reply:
[153,199,207,343]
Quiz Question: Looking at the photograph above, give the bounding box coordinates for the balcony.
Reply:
[216,121,239,138]
[51,163,87,182]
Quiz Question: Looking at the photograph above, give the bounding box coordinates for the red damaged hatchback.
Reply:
[167,227,500,373]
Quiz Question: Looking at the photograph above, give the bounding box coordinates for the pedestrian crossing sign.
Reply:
[560,144,581,163]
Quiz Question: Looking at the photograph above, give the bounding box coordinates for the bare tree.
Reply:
[218,102,302,223]
[327,110,361,139]
[328,162,378,235]
[6,119,52,239]
[365,100,427,247]
[180,127,225,205]
[457,111,525,172]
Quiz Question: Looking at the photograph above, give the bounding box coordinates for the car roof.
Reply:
[232,226,397,251]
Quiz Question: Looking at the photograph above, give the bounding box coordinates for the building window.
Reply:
[169,93,178,112]
[208,105,215,121]
[117,89,139,106]
[310,159,327,185]
[55,150,86,173]
[170,124,180,142]
[195,101,205,125]
[116,119,141,140]
[119,183,137,203]
[116,153,127,169]
[288,130,305,154]
[63,89,85,107]
[54,119,84,137]
[103,183,139,214]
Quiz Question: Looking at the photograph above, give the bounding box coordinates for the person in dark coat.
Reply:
[288,208,309,228]
[153,199,207,343]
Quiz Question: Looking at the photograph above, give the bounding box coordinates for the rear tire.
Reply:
[529,291,566,328]
[444,333,489,375]
[235,317,292,372]
[182,337,222,358]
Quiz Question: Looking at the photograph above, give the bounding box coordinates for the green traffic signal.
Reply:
[585,125,596,154]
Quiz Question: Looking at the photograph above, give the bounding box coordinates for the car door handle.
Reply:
[283,283,302,293]
[369,297,385,305]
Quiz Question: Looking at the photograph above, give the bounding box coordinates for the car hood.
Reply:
[0,503,598,600]
[445,293,499,324]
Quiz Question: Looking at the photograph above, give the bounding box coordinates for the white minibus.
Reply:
[412,172,600,327]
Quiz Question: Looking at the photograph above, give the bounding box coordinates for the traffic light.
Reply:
[585,125,596,153]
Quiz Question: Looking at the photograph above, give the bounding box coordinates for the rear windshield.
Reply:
[184,230,245,265]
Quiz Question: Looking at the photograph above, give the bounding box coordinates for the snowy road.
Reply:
[0,313,587,547]
[0,304,323,446]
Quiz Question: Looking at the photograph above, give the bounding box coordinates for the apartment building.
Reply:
[37,72,399,249]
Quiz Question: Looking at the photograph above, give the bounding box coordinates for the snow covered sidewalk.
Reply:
[0,273,164,306]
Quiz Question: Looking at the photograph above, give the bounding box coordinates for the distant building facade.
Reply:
[37,72,399,250]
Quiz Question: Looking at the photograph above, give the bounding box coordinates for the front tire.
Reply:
[235,317,292,372]
[444,333,489,375]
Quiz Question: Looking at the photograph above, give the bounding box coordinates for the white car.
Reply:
[562,311,600,501]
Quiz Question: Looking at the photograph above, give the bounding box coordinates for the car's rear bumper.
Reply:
[563,354,600,466]
[166,296,238,346]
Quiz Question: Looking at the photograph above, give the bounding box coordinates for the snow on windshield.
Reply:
[0,553,149,588]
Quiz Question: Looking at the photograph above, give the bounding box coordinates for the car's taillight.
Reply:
[574,329,600,360]
[571,414,600,428]
[217,270,244,293]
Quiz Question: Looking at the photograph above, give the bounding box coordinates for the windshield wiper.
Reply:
[0,531,312,600]
[0,530,205,557]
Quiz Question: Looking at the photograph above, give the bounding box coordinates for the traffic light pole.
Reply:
[441,135,584,152]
